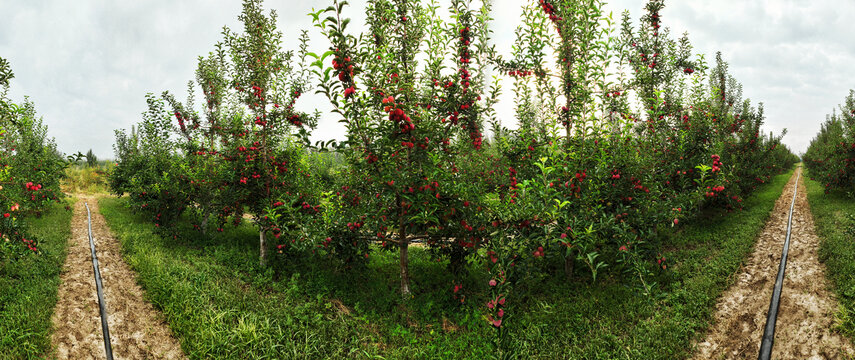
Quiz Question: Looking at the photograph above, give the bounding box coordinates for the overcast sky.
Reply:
[1,1,853,159]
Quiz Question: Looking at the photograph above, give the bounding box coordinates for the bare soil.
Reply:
[50,195,186,359]
[693,169,854,359]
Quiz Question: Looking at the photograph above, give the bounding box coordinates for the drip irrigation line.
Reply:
[757,169,801,359]
[86,202,114,360]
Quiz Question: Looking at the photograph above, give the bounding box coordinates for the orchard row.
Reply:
[0,56,71,260]
[107,0,798,336]
[804,90,855,191]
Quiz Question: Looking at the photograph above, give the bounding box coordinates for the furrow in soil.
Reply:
[50,195,186,359]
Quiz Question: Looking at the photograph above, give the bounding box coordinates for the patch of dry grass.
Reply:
[62,164,113,195]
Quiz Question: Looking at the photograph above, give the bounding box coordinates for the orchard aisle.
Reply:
[50,195,185,359]
[693,168,854,359]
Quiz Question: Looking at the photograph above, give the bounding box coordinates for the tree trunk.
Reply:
[201,212,210,235]
[400,238,410,297]
[398,206,410,297]
[564,254,575,282]
[259,230,267,267]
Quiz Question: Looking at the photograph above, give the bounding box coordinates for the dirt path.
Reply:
[693,168,854,359]
[50,195,186,359]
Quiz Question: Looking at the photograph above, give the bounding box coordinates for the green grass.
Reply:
[99,168,795,359]
[805,174,855,339]
[100,198,387,359]
[0,199,74,359]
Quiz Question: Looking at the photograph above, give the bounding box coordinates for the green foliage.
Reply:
[311,0,500,294]
[108,94,190,231]
[98,168,792,359]
[85,149,98,167]
[0,56,71,260]
[804,90,855,192]
[0,57,12,90]
[472,0,797,345]
[109,0,321,265]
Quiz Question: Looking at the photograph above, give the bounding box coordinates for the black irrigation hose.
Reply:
[86,202,114,360]
[758,169,801,359]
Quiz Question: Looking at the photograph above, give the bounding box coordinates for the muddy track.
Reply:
[693,169,854,359]
[50,195,186,359]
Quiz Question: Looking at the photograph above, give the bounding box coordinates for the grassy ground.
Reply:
[99,168,794,359]
[62,164,113,195]
[0,199,74,359]
[804,175,855,340]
